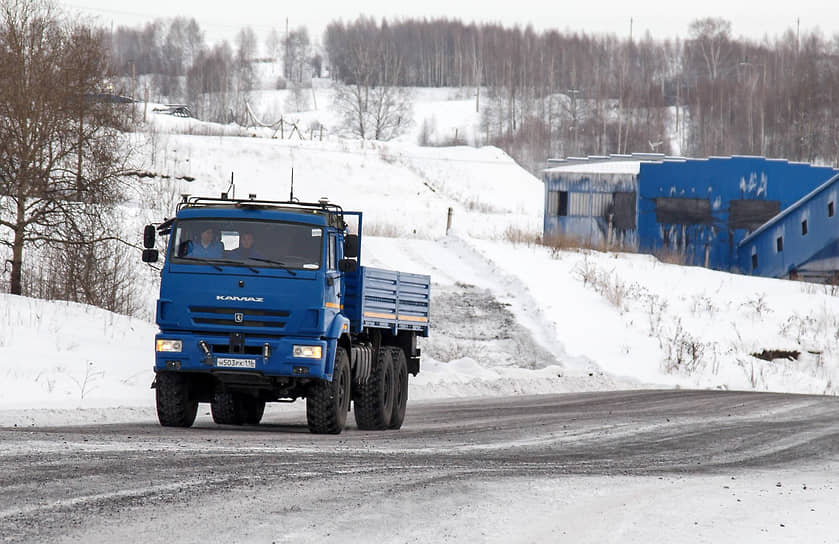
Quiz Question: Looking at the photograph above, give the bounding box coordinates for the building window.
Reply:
[751,253,758,270]
[654,197,712,225]
[776,236,783,252]
[547,191,569,217]
[613,191,637,230]
[729,199,781,230]
[558,191,568,216]
[829,201,835,217]
[802,219,808,236]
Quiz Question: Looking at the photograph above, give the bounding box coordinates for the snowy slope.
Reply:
[2,87,839,426]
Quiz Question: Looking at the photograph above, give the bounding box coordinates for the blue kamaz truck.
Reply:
[141,194,430,434]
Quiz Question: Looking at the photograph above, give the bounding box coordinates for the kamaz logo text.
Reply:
[216,295,264,303]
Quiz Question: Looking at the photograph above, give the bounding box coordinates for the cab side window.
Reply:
[328,235,337,271]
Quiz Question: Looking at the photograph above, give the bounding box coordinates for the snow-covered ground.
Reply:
[3,86,839,425]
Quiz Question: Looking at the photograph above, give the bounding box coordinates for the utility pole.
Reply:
[796,18,800,55]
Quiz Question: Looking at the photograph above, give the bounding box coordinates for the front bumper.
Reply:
[154,332,335,380]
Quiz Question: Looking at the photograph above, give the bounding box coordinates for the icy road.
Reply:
[2,390,839,543]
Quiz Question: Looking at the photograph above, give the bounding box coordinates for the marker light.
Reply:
[292,345,322,359]
[156,339,183,352]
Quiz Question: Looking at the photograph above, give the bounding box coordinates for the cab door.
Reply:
[325,233,341,317]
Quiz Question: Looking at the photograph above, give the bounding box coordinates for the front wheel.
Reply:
[156,372,198,428]
[306,348,351,434]
[211,391,245,425]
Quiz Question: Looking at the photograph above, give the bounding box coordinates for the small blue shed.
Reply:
[544,154,839,275]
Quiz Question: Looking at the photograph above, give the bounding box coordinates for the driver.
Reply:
[189,226,223,258]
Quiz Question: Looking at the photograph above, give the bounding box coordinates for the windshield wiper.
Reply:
[177,256,224,270]
[249,257,297,276]
[177,257,260,273]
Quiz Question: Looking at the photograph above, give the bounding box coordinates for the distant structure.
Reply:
[543,154,839,281]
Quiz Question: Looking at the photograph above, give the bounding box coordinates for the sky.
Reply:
[62,0,839,48]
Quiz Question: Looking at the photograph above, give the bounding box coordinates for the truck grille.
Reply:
[188,306,290,328]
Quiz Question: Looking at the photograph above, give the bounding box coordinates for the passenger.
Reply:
[231,231,265,260]
[189,226,223,259]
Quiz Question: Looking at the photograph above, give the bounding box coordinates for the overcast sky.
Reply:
[63,0,839,47]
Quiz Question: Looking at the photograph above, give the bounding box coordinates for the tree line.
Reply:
[323,17,839,171]
[107,16,839,173]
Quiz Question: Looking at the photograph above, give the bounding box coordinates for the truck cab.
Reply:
[143,195,430,434]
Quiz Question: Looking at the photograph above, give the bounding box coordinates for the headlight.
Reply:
[293,345,322,359]
[156,339,183,352]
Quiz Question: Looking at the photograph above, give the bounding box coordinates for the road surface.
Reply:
[2,389,839,543]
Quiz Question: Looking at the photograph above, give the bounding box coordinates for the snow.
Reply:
[546,159,645,174]
[2,85,839,540]
[5,89,839,418]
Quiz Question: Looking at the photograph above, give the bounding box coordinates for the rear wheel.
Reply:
[307,348,351,434]
[211,391,245,425]
[156,372,198,428]
[389,348,409,429]
[354,347,395,430]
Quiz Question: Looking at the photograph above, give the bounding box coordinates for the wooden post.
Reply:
[446,207,453,235]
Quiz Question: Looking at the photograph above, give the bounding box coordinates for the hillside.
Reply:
[2,88,838,425]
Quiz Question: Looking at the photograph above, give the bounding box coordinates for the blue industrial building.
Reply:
[543,154,839,278]
[738,173,839,281]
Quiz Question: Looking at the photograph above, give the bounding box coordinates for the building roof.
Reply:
[544,153,688,176]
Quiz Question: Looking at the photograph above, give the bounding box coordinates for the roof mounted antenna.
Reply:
[289,168,298,202]
[222,172,235,200]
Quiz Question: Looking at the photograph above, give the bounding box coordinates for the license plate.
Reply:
[216,357,257,369]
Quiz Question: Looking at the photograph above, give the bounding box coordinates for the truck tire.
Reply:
[389,347,409,429]
[211,391,245,425]
[242,398,266,425]
[156,372,198,428]
[354,346,395,430]
[307,348,351,434]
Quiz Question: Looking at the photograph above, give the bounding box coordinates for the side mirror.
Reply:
[343,234,358,259]
[142,249,159,263]
[338,259,357,273]
[143,225,156,249]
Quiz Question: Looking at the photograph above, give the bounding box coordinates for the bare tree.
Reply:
[187,41,234,122]
[265,27,281,61]
[330,17,413,140]
[283,26,310,83]
[0,0,132,296]
[234,26,257,120]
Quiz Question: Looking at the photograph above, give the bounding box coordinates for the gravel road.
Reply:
[2,389,838,543]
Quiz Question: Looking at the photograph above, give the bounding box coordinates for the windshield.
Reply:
[169,218,323,270]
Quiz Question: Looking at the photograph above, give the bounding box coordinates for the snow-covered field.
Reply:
[3,86,839,426]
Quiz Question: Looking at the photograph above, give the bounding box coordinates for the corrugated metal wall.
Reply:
[543,171,639,245]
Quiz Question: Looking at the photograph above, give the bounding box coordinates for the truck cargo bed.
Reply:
[344,266,430,336]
